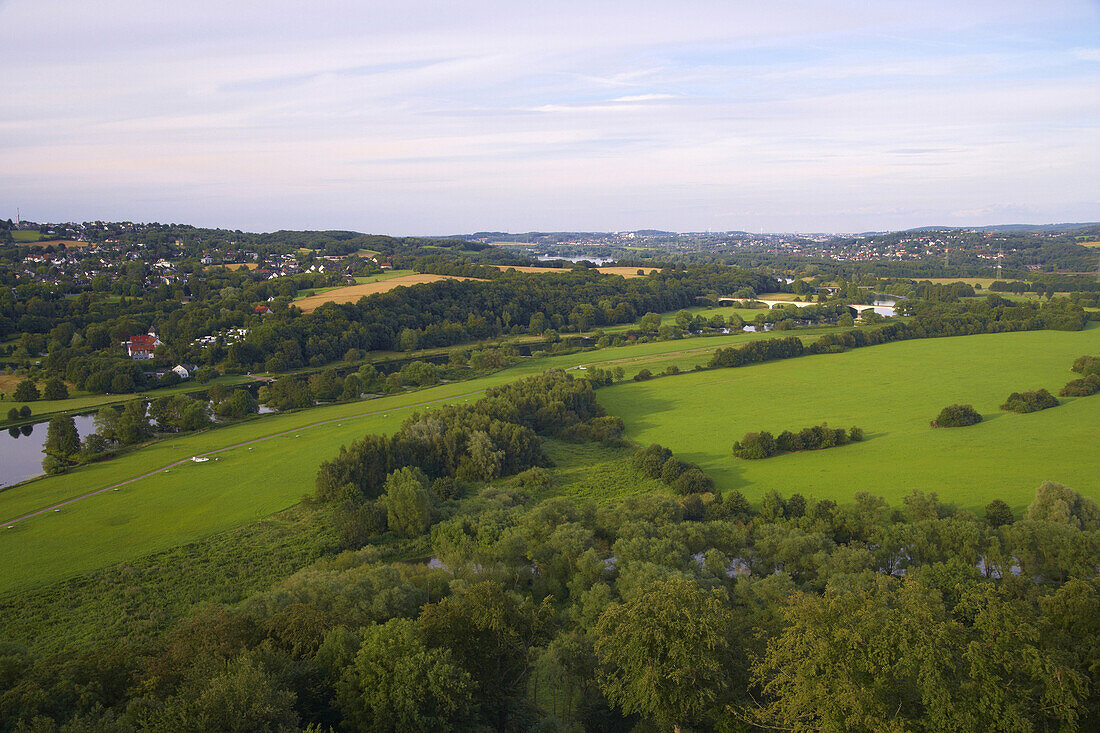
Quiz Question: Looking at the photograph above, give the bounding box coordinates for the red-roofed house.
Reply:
[124,331,163,360]
[254,305,272,315]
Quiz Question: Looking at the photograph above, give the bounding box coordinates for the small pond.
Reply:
[0,414,98,489]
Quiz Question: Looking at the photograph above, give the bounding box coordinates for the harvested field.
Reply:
[295,273,484,312]
[205,262,259,271]
[597,266,660,277]
[1080,241,1100,248]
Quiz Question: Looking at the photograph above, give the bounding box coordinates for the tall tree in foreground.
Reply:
[595,579,735,733]
[419,581,555,731]
[336,618,473,732]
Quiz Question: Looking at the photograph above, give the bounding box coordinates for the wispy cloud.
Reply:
[0,0,1097,232]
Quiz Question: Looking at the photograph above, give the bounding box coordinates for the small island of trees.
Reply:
[732,424,863,459]
[1001,388,1059,413]
[931,404,982,428]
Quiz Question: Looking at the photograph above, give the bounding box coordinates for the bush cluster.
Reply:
[932,404,982,428]
[732,424,863,459]
[631,443,715,494]
[1061,355,1100,397]
[1000,388,1058,414]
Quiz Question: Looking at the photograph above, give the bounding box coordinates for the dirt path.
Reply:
[1,388,488,527]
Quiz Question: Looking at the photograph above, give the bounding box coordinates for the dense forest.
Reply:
[1,467,1096,730]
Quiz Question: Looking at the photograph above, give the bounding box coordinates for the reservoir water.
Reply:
[0,414,97,488]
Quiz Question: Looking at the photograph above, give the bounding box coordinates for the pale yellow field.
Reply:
[493,265,659,278]
[0,374,22,394]
[1080,241,1100,248]
[295,274,484,312]
[598,266,660,277]
[205,262,259,271]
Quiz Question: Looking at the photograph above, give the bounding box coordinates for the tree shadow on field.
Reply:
[604,391,679,435]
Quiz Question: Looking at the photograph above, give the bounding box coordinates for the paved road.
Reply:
[1,388,488,527]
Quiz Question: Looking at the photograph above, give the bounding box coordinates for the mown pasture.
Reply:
[599,325,1100,513]
[0,325,853,593]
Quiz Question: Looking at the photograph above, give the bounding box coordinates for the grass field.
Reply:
[11,230,42,242]
[539,439,667,502]
[598,325,1100,514]
[294,273,483,312]
[0,325,859,593]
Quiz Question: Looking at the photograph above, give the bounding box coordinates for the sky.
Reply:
[1,0,1099,234]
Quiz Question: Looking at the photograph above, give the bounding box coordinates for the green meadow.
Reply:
[0,319,1051,594]
[0,326,847,593]
[599,325,1100,514]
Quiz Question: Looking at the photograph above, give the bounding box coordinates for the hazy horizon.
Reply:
[3,1,1099,234]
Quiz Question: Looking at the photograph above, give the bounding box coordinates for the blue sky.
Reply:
[1,0,1098,234]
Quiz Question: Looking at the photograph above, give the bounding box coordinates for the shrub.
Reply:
[632,444,672,478]
[732,431,778,459]
[985,499,1015,528]
[933,404,982,428]
[633,368,653,382]
[1059,373,1100,397]
[672,467,714,496]
[19,406,30,418]
[6,407,17,421]
[1000,389,1058,414]
[13,379,39,402]
[1070,355,1100,377]
[848,426,864,442]
[660,457,688,484]
[41,378,69,401]
[776,430,802,452]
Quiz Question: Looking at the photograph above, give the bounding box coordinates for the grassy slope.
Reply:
[598,325,1100,514]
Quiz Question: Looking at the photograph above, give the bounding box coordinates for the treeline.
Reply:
[1,481,1097,731]
[12,264,770,394]
[732,424,863,459]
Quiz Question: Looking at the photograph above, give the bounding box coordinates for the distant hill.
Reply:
[904,223,1100,234]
